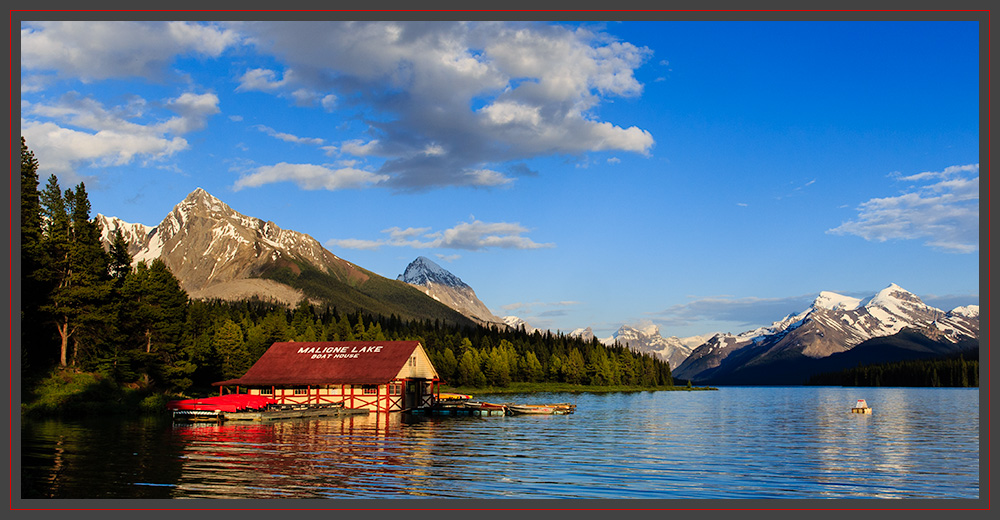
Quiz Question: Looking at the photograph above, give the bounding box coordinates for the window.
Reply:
[410,356,417,367]
[389,383,402,395]
[293,387,309,395]
[362,385,379,395]
[260,387,273,395]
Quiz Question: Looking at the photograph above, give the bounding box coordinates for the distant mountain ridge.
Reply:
[673,284,979,384]
[597,323,707,369]
[97,188,477,327]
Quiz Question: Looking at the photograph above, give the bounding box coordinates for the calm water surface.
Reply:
[20,387,980,500]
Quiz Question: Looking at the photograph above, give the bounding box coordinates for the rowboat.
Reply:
[506,403,576,415]
[466,401,507,411]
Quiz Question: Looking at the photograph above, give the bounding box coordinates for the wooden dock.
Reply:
[173,403,369,423]
[407,406,508,417]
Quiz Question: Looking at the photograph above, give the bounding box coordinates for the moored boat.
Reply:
[466,401,507,411]
[506,403,576,415]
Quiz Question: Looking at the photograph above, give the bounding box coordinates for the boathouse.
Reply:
[213,341,441,413]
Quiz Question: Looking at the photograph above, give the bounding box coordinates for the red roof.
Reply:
[213,341,425,387]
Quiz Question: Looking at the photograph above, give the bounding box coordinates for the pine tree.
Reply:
[215,319,250,380]
[40,180,113,367]
[107,228,132,284]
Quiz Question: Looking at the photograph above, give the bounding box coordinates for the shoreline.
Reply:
[439,382,718,395]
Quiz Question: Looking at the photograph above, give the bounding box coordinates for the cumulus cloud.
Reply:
[236,68,289,92]
[21,120,188,181]
[21,21,239,81]
[827,163,979,253]
[21,91,219,181]
[233,162,389,191]
[327,218,554,251]
[229,21,655,190]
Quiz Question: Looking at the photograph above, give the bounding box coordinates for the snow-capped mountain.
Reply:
[98,188,364,303]
[397,256,505,327]
[503,315,537,334]
[673,283,979,384]
[95,189,478,327]
[600,323,703,369]
[568,327,596,342]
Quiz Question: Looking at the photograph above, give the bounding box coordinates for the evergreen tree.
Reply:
[215,318,250,380]
[107,228,132,283]
[40,181,113,367]
[562,348,586,384]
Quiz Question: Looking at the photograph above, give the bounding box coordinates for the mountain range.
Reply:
[672,284,979,384]
[98,189,980,385]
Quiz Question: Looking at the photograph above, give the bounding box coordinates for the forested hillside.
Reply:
[20,137,674,403]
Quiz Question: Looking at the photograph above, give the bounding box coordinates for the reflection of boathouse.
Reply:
[213,341,440,412]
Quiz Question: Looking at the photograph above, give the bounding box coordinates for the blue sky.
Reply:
[19,19,982,339]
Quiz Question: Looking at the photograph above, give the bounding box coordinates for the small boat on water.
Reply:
[506,403,576,415]
[851,399,873,414]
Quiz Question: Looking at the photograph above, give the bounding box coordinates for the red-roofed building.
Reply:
[213,341,441,412]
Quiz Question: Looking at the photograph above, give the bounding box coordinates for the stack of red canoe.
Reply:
[166,394,277,412]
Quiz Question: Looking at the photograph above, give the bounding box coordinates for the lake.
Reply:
[18,386,981,503]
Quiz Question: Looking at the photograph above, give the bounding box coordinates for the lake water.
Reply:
[18,387,981,503]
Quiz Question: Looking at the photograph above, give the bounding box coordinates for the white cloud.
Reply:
[235,68,289,92]
[321,94,337,111]
[21,21,239,81]
[253,124,324,145]
[327,218,554,251]
[340,139,380,156]
[21,92,218,181]
[162,92,221,133]
[233,162,389,191]
[828,163,979,253]
[22,120,188,182]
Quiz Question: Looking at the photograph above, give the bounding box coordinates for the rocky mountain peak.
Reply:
[397,256,469,289]
[396,257,503,327]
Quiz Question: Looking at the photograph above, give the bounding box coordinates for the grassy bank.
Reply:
[21,367,178,418]
[440,382,717,395]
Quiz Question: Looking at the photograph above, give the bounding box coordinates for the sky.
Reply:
[18,18,982,340]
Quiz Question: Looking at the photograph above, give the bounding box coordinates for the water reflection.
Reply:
[21,388,979,500]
